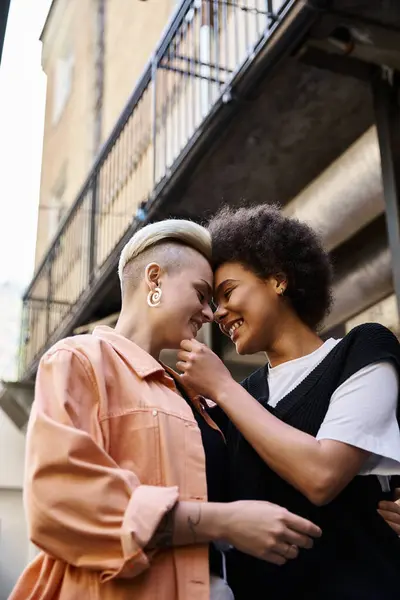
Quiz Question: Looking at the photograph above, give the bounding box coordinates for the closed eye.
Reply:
[224,288,233,300]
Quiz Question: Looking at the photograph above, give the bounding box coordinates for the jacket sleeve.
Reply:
[24,348,179,582]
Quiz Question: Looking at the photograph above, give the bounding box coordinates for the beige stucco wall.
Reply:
[102,0,176,144]
[35,0,96,267]
[35,0,176,269]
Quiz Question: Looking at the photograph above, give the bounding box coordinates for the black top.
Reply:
[173,377,228,576]
[212,323,400,600]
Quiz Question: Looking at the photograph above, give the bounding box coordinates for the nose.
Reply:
[214,303,228,324]
[202,303,214,323]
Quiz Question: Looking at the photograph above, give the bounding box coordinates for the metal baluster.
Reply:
[233,0,239,66]
[222,0,229,76]
[213,0,220,93]
[151,56,158,186]
[243,0,249,56]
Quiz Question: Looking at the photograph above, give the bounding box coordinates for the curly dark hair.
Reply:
[207,204,333,329]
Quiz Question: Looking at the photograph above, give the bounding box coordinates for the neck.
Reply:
[115,307,162,359]
[265,314,323,368]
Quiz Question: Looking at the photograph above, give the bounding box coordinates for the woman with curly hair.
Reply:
[177,205,400,600]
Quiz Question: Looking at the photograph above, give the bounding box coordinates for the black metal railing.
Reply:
[20,0,292,376]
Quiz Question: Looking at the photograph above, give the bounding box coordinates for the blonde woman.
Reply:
[10,219,320,600]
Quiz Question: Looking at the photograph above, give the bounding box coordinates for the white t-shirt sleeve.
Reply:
[316,361,400,475]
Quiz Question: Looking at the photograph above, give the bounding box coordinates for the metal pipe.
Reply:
[323,245,392,332]
[282,126,395,331]
[284,126,384,252]
[93,0,105,156]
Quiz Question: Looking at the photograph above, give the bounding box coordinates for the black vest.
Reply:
[223,323,400,600]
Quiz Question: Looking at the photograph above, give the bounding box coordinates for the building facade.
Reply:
[8,0,400,417]
[2,0,400,590]
[35,0,179,266]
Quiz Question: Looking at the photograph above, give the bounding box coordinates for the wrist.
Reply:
[197,502,238,543]
[215,378,237,406]
[215,502,238,543]
[174,501,235,545]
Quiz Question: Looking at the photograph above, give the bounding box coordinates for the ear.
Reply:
[144,263,162,290]
[272,273,288,296]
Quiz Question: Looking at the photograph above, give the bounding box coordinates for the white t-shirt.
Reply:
[267,338,400,484]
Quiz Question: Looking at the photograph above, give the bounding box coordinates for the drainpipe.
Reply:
[93,0,105,156]
[200,0,213,117]
[284,127,384,252]
[324,245,392,332]
[282,126,393,330]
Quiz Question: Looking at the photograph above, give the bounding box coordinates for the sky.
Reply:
[0,0,53,288]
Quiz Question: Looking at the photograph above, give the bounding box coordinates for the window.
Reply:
[52,48,74,124]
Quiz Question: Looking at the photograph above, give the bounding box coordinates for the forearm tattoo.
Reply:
[147,505,177,549]
[188,504,202,544]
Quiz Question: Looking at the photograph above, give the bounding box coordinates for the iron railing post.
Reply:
[45,255,53,339]
[18,299,28,378]
[151,55,158,187]
[89,175,98,282]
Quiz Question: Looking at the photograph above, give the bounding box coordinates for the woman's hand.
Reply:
[221,500,322,565]
[177,339,233,399]
[378,488,400,535]
[148,498,322,566]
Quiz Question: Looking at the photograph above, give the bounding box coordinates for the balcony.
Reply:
[19,0,400,382]
[19,0,300,378]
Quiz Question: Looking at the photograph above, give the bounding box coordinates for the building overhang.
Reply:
[0,381,34,430]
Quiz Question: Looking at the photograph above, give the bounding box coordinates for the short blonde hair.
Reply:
[118,219,211,282]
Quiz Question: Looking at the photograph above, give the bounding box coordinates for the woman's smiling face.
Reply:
[213,262,285,355]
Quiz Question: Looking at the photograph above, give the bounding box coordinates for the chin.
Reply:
[234,338,249,355]
[163,340,181,351]
[163,333,187,350]
[235,337,262,356]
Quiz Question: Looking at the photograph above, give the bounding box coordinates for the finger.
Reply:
[285,513,322,538]
[180,339,201,351]
[262,551,287,566]
[377,509,400,534]
[176,361,189,373]
[282,529,314,549]
[377,508,400,521]
[273,543,299,560]
[180,339,193,351]
[394,488,400,501]
[377,508,400,524]
[176,350,192,363]
[378,501,400,514]
[378,510,400,536]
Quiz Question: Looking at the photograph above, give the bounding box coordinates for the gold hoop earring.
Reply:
[147,287,162,307]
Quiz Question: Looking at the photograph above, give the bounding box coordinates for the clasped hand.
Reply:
[177,338,233,400]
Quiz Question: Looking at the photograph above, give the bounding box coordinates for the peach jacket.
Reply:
[10,326,220,600]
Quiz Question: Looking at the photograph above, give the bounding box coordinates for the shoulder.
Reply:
[337,323,400,387]
[345,323,399,350]
[342,323,400,363]
[40,334,105,377]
